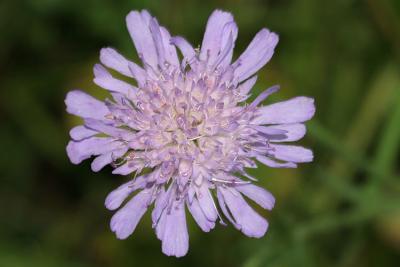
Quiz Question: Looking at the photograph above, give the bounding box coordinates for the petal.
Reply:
[155,206,167,240]
[149,18,166,66]
[266,123,306,142]
[93,63,112,78]
[65,90,109,120]
[105,175,147,210]
[239,75,257,97]
[248,85,279,109]
[256,155,297,168]
[91,147,128,172]
[216,188,238,227]
[91,153,113,172]
[147,18,180,67]
[252,97,315,125]
[93,66,138,96]
[269,144,313,163]
[128,62,147,87]
[251,125,287,136]
[126,10,158,69]
[110,93,126,105]
[233,29,279,82]
[69,125,97,140]
[187,197,215,232]
[211,31,234,69]
[152,186,172,226]
[112,161,142,175]
[217,21,238,67]
[84,118,127,138]
[200,10,234,64]
[99,47,136,78]
[110,189,152,239]
[218,187,268,238]
[170,36,196,63]
[187,186,196,204]
[196,182,218,221]
[235,184,275,210]
[66,137,121,164]
[160,26,179,66]
[160,200,189,257]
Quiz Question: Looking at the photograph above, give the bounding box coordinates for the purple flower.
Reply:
[65,9,315,257]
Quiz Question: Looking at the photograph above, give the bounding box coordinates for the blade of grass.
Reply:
[328,64,400,183]
[372,89,400,178]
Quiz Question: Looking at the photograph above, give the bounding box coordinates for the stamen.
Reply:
[211,177,251,185]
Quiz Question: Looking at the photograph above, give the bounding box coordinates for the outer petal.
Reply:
[266,123,306,142]
[105,175,147,210]
[196,182,218,221]
[248,85,279,109]
[151,188,166,225]
[91,147,128,172]
[170,36,196,64]
[160,200,189,257]
[235,184,275,210]
[200,10,234,64]
[126,10,158,69]
[218,187,268,238]
[93,65,138,96]
[147,18,180,68]
[233,29,279,82]
[128,62,147,87]
[217,188,239,228]
[66,137,121,164]
[152,185,172,225]
[217,21,238,67]
[149,18,167,66]
[110,189,152,239]
[160,26,179,66]
[256,155,297,168]
[251,125,287,136]
[65,90,109,120]
[112,161,143,175]
[99,47,136,78]
[269,144,313,163]
[238,75,258,97]
[252,97,315,125]
[84,118,128,138]
[155,199,168,241]
[69,125,97,141]
[187,197,215,232]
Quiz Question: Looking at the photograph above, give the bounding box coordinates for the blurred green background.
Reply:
[1,0,399,266]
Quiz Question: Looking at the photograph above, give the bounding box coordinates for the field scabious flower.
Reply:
[65,9,315,257]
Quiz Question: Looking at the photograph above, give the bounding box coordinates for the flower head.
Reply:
[65,9,315,257]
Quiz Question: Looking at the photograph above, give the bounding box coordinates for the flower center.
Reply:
[108,67,247,179]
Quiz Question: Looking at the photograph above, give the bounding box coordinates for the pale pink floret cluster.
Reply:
[65,10,315,257]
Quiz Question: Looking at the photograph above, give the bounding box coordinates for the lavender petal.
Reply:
[219,187,268,238]
[253,96,315,125]
[160,200,189,257]
[187,197,215,232]
[235,184,275,210]
[269,144,313,163]
[110,189,152,239]
[65,90,109,120]
[69,126,97,141]
[200,10,234,64]
[104,175,147,210]
[99,47,135,78]
[126,10,159,69]
[233,29,279,82]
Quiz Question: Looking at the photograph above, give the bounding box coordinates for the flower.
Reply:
[65,9,315,257]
